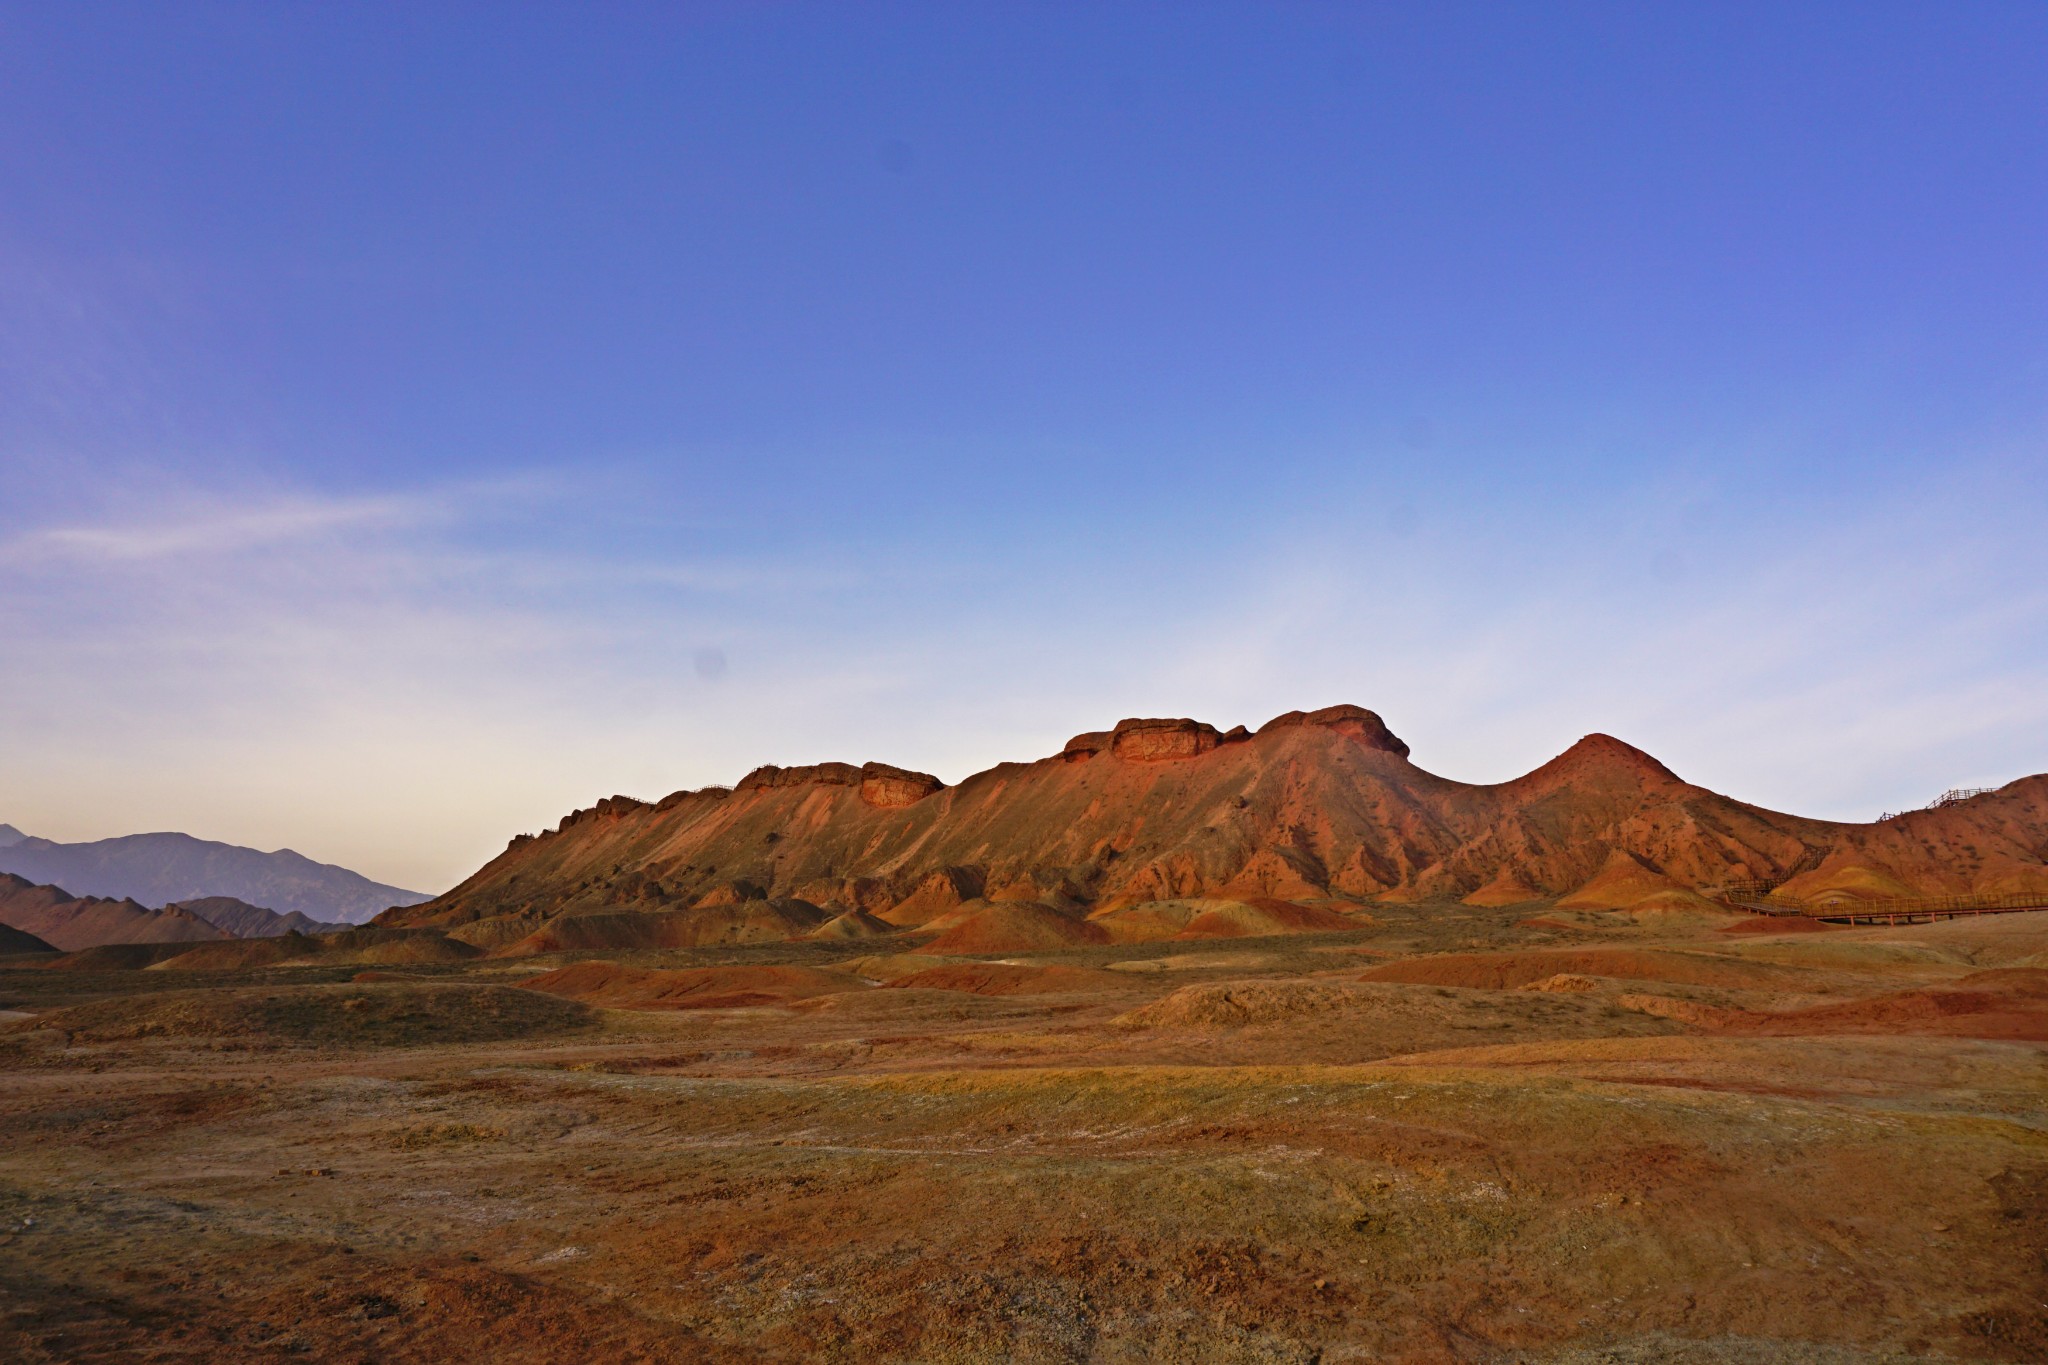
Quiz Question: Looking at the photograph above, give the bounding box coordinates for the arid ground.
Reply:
[4,901,2046,1364]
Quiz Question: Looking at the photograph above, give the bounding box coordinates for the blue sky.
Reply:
[3,3,2045,891]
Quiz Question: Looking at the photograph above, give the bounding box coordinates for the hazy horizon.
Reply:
[4,4,2045,892]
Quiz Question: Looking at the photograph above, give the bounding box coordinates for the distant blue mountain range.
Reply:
[0,827,431,925]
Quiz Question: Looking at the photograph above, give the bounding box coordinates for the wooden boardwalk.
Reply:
[1715,885,2048,926]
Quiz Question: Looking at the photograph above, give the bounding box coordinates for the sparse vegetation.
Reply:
[2,904,2045,1360]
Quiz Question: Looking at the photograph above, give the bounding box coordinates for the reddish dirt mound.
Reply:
[1624,889,1741,921]
[879,963,1124,995]
[839,953,962,982]
[1175,898,1360,939]
[1719,916,1843,935]
[445,915,546,950]
[147,928,480,972]
[1518,896,1736,934]
[1777,862,1920,904]
[1088,898,1362,944]
[1084,902,1192,943]
[150,933,325,971]
[1556,849,1690,910]
[810,909,894,940]
[1361,948,1788,991]
[344,933,484,966]
[1462,867,1544,907]
[878,867,983,927]
[1723,967,2048,1041]
[43,942,200,971]
[518,962,858,1010]
[495,901,826,957]
[914,901,1111,955]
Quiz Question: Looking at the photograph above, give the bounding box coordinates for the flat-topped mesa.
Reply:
[1063,720,1228,762]
[732,760,944,808]
[1062,705,1405,763]
[1258,704,1409,758]
[1111,717,1228,761]
[737,762,862,791]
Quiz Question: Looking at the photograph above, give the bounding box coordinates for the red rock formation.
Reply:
[692,880,765,908]
[881,867,986,927]
[376,706,2048,941]
[1109,717,1223,761]
[559,795,652,831]
[737,763,861,792]
[1061,731,1111,760]
[859,762,943,809]
[1257,704,1410,757]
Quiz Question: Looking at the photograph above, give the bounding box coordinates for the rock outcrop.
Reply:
[859,762,944,808]
[1108,717,1226,762]
[1257,704,1410,757]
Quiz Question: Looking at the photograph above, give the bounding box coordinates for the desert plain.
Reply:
[3,900,2046,1364]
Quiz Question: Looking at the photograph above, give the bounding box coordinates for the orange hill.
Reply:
[379,705,2048,944]
[0,874,232,952]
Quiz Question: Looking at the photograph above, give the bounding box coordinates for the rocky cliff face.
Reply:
[378,705,2048,936]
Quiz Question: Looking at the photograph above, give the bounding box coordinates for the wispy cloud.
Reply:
[2,491,438,564]
[0,472,868,888]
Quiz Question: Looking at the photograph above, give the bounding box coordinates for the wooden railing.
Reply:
[1712,885,2048,924]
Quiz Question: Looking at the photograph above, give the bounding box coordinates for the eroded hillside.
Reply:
[382,705,2048,948]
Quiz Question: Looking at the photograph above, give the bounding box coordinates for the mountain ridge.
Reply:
[167,896,350,939]
[380,704,2048,943]
[0,873,232,952]
[0,830,430,924]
